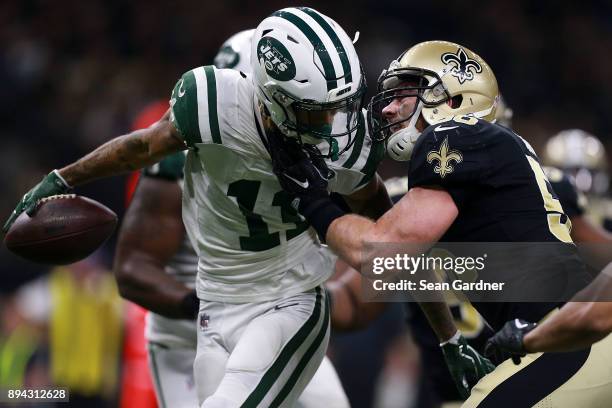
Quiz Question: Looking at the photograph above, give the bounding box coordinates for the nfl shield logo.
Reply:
[199,313,210,331]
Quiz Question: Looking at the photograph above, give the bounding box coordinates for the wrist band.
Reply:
[440,330,462,347]
[300,198,346,242]
[52,169,72,189]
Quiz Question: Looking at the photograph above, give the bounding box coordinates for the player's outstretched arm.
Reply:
[486,263,612,357]
[524,263,612,352]
[326,192,458,342]
[59,109,184,186]
[522,302,611,352]
[3,110,185,232]
[327,186,457,270]
[315,186,495,396]
[114,175,197,319]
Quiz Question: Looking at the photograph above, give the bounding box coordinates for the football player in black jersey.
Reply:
[330,105,612,407]
[329,98,512,408]
[271,41,611,407]
[485,132,612,375]
[330,173,611,407]
[329,178,494,407]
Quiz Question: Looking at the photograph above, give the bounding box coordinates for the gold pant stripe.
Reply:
[464,333,612,408]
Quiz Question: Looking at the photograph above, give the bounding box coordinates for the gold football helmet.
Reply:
[368,40,499,161]
[543,129,609,195]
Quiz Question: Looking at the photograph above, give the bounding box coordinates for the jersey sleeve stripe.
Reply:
[189,67,208,145]
[204,66,222,144]
[341,116,366,169]
[356,140,385,187]
[298,7,352,85]
[192,66,221,145]
[172,70,202,147]
[271,10,337,91]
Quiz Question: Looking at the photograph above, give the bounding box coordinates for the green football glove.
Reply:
[3,170,71,233]
[440,331,496,400]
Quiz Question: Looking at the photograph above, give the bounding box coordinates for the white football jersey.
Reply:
[170,66,383,302]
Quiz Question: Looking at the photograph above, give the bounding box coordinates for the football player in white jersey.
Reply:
[114,29,349,408]
[5,8,391,407]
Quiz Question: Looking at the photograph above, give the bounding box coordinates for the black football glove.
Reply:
[484,319,537,365]
[267,133,332,211]
[440,331,496,400]
[267,133,345,241]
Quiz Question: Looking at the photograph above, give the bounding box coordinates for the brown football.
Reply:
[4,194,117,265]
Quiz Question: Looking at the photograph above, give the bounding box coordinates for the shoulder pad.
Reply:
[170,66,222,148]
[408,118,503,191]
[415,118,502,155]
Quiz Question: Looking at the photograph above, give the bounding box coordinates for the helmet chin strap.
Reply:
[386,102,424,162]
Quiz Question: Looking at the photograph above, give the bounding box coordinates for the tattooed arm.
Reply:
[60,109,185,186]
[3,109,185,232]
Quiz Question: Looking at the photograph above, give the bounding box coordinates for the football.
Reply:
[4,194,117,265]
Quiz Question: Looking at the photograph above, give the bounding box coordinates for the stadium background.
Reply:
[0,0,610,407]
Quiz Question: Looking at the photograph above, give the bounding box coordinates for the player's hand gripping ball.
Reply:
[4,194,117,264]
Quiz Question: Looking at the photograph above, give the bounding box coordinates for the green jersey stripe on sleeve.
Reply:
[341,117,366,169]
[170,70,201,147]
[203,66,222,144]
[356,140,385,188]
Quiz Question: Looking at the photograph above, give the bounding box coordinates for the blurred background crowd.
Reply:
[1,0,610,407]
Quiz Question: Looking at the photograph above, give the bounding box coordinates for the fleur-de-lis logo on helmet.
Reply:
[441,48,483,84]
[427,137,463,178]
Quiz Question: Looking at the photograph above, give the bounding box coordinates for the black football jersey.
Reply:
[401,148,589,403]
[409,118,574,243]
[407,117,591,329]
